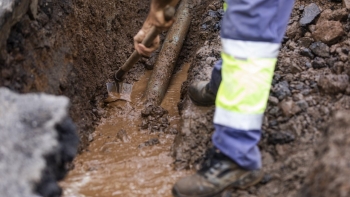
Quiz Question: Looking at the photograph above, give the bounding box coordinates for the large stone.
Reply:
[300,3,321,26]
[313,21,344,45]
[0,88,79,197]
[318,74,349,94]
[309,42,330,57]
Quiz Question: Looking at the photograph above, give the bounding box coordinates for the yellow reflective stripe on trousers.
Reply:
[214,53,276,129]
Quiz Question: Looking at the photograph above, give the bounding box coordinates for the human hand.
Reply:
[134,5,175,57]
[134,25,160,57]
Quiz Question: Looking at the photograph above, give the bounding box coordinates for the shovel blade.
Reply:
[106,82,118,93]
[105,82,133,103]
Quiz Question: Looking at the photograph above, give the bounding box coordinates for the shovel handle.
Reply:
[115,6,175,82]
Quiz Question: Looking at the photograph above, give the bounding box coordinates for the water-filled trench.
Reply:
[61,63,192,197]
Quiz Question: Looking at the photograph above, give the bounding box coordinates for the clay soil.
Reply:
[2,0,350,196]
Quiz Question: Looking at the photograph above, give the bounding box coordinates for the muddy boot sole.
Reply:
[189,94,215,106]
[172,171,264,197]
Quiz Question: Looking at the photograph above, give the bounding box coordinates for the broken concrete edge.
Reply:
[0,0,34,60]
[0,87,78,197]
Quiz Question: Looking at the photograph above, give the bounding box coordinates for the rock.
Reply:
[309,42,330,57]
[0,88,79,197]
[167,127,179,135]
[279,100,301,116]
[268,96,279,105]
[318,8,347,23]
[138,138,160,148]
[332,8,348,21]
[268,131,295,145]
[298,37,314,47]
[312,57,327,69]
[299,3,321,26]
[117,129,130,143]
[332,61,344,74]
[290,63,303,74]
[318,9,333,22]
[296,100,309,111]
[298,111,350,197]
[313,21,344,45]
[326,57,338,67]
[343,0,350,9]
[286,21,301,39]
[273,81,291,100]
[318,74,349,94]
[300,47,315,59]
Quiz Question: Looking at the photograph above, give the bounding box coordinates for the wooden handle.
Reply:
[115,6,175,81]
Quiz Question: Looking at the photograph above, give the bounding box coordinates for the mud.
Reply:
[61,63,192,197]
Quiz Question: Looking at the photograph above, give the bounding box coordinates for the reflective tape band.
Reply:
[214,107,263,130]
[221,39,280,59]
[216,53,276,114]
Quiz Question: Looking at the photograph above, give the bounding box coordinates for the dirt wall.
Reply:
[0,0,150,150]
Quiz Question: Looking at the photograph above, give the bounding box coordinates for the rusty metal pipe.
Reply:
[144,0,191,105]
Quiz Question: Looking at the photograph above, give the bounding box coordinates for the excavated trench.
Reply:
[2,0,350,196]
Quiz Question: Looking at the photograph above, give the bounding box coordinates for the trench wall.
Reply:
[0,0,150,150]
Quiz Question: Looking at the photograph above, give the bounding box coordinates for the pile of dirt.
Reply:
[172,0,350,196]
[141,105,170,133]
[299,110,350,197]
[0,0,152,150]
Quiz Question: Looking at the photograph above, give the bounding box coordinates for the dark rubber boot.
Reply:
[189,81,216,106]
[172,149,264,197]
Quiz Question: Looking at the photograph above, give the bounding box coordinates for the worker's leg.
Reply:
[213,0,295,170]
[173,0,294,197]
[208,60,222,95]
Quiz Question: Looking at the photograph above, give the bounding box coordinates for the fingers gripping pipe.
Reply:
[144,0,191,105]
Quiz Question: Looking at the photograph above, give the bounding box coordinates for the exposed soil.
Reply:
[0,0,151,150]
[172,0,350,196]
[2,0,350,196]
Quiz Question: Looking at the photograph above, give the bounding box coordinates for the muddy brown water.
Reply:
[61,63,192,197]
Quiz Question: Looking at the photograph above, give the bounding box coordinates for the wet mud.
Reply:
[61,63,191,197]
